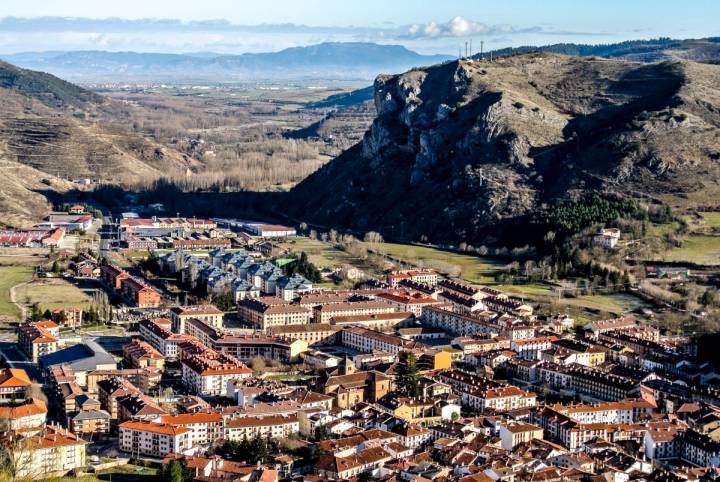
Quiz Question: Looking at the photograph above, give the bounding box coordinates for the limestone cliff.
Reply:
[285,53,720,243]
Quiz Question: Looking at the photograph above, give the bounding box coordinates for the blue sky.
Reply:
[0,0,718,54]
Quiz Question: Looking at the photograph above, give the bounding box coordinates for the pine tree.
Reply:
[396,352,421,397]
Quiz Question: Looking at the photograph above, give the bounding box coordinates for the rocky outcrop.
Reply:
[285,53,720,244]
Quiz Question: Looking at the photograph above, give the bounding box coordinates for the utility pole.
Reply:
[470,39,473,57]
[480,40,484,58]
[465,41,468,58]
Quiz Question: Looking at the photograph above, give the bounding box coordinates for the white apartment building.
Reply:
[119,420,193,457]
[181,352,253,396]
[158,413,224,446]
[13,426,86,480]
[224,414,299,441]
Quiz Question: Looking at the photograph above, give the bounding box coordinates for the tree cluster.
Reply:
[395,352,421,397]
[540,195,639,234]
[159,458,193,482]
[282,252,322,283]
[216,435,279,464]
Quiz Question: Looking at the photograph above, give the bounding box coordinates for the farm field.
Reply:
[659,235,720,265]
[0,255,43,320]
[275,236,377,274]
[496,283,555,299]
[557,292,652,315]
[361,242,506,284]
[15,277,94,313]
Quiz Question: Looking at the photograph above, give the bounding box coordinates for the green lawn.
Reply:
[660,235,720,265]
[0,256,42,320]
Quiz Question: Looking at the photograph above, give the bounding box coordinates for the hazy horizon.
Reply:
[0,0,718,55]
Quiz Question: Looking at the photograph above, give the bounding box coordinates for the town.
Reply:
[0,204,717,482]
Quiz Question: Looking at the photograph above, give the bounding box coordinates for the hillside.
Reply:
[2,43,453,81]
[0,62,196,227]
[483,37,720,64]
[284,53,720,244]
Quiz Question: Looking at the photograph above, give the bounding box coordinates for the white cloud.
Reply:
[405,16,517,39]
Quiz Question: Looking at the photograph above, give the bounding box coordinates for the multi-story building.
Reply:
[536,363,639,401]
[67,409,111,435]
[117,392,167,423]
[375,292,441,317]
[321,370,392,409]
[119,420,193,457]
[123,339,165,369]
[224,414,299,441]
[181,347,252,396]
[275,273,313,301]
[679,429,720,467]
[119,277,161,308]
[0,367,32,401]
[86,368,161,395]
[585,316,637,338]
[499,422,544,450]
[437,369,537,412]
[97,377,141,421]
[330,312,414,331]
[170,305,224,334]
[100,264,130,290]
[12,425,86,480]
[340,326,427,356]
[422,307,498,337]
[386,270,438,288]
[237,298,312,332]
[314,301,397,324]
[17,321,59,362]
[158,412,224,446]
[437,279,486,300]
[511,336,559,360]
[0,399,47,430]
[268,323,340,346]
[543,339,606,367]
[139,318,195,361]
[315,446,392,480]
[184,317,307,362]
[101,264,160,307]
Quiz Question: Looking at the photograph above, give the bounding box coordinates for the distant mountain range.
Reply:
[0,42,453,82]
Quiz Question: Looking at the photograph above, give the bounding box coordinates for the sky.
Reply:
[0,0,718,55]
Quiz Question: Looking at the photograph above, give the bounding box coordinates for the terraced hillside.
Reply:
[0,61,196,226]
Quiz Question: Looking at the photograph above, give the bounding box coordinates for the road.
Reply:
[99,213,116,260]
[0,342,42,381]
[9,280,30,321]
